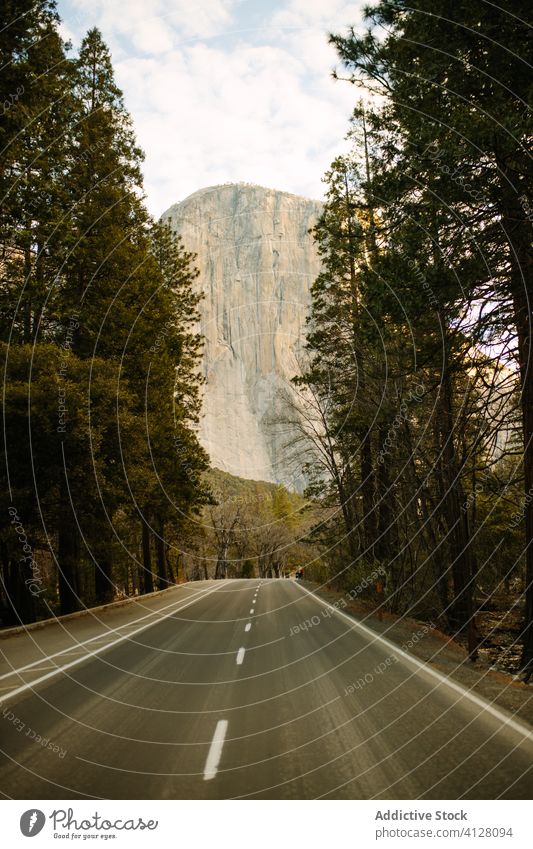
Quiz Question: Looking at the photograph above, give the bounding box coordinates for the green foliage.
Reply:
[300,3,531,662]
[179,469,320,580]
[0,8,212,621]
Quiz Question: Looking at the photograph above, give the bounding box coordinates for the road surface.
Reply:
[0,579,531,799]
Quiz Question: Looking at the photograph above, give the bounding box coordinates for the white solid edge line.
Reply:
[0,584,213,683]
[245,623,251,632]
[204,719,229,780]
[12,665,63,674]
[0,584,223,704]
[293,581,533,743]
[236,647,246,665]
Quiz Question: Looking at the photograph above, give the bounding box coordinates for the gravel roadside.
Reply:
[301,580,533,729]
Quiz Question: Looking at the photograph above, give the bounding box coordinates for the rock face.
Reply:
[161,183,323,488]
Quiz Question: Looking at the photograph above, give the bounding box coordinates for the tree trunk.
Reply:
[23,244,32,343]
[360,426,376,557]
[215,548,227,580]
[512,284,533,669]
[438,362,474,634]
[334,462,359,561]
[155,518,167,590]
[0,543,36,625]
[141,516,154,594]
[498,169,533,669]
[57,477,81,614]
[165,545,175,584]
[375,424,397,562]
[94,530,114,604]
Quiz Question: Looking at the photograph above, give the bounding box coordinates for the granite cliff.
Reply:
[161,183,323,488]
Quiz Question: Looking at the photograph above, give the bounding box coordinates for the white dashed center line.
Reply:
[245,623,251,632]
[203,720,228,781]
[250,608,254,614]
[236,647,246,665]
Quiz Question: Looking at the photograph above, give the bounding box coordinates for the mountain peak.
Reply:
[162,185,323,489]
[162,183,322,217]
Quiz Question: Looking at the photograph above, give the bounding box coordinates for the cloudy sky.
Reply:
[58,0,366,216]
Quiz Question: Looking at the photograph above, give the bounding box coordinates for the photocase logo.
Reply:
[20,809,46,837]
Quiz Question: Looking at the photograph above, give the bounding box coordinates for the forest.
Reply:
[0,3,212,621]
[0,0,315,626]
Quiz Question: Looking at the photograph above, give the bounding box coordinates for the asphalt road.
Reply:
[0,579,532,799]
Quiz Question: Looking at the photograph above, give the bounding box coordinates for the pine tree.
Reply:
[1,17,213,620]
[52,29,210,609]
[125,222,211,592]
[329,0,532,653]
[0,1,73,622]
[0,0,73,344]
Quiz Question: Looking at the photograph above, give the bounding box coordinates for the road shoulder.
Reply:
[299,580,533,730]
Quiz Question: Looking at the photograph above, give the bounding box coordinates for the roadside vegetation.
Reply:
[294,1,532,671]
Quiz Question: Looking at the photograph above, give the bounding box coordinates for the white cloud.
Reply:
[70,0,237,45]
[271,0,364,32]
[60,0,368,215]
[117,39,356,214]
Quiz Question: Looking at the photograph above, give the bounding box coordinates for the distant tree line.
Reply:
[179,471,315,581]
[297,1,532,668]
[0,1,211,623]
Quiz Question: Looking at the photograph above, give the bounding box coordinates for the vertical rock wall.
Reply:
[162,183,322,488]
